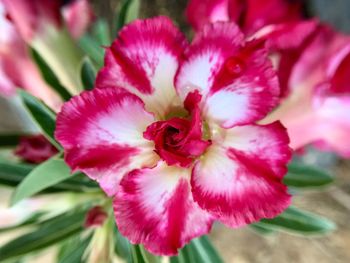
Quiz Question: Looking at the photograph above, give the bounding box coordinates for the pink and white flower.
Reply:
[264,24,350,158]
[186,0,303,35]
[55,17,291,255]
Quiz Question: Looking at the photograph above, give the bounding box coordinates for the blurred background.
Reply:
[1,0,350,262]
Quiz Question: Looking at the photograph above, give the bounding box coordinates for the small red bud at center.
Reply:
[225,56,245,76]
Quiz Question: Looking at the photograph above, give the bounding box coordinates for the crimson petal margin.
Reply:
[175,22,280,128]
[191,122,291,227]
[55,88,158,196]
[114,162,214,256]
[96,16,188,118]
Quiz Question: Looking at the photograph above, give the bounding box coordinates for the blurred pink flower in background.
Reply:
[84,206,108,228]
[0,2,61,110]
[266,24,350,158]
[2,0,93,41]
[14,134,58,164]
[186,0,303,35]
[1,0,94,95]
[63,0,95,39]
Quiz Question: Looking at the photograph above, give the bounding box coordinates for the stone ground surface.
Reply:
[1,0,350,262]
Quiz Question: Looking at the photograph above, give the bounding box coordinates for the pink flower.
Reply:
[84,206,108,228]
[265,24,350,157]
[0,2,61,110]
[2,0,93,41]
[63,0,95,39]
[55,17,291,255]
[14,134,58,164]
[186,0,303,35]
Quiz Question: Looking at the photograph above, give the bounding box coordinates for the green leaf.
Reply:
[0,158,98,191]
[18,90,61,150]
[125,0,140,24]
[0,209,88,261]
[139,246,160,263]
[259,206,336,235]
[79,34,104,68]
[249,223,276,235]
[171,236,223,263]
[131,246,147,263]
[0,212,46,234]
[58,235,92,263]
[114,227,133,263]
[0,134,21,147]
[115,0,140,34]
[92,19,111,46]
[115,0,133,33]
[11,158,76,205]
[284,163,334,189]
[170,246,194,263]
[80,57,97,90]
[31,49,72,101]
[0,159,34,187]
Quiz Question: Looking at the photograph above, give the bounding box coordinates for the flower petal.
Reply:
[114,162,214,256]
[63,0,94,39]
[96,16,188,118]
[55,88,158,196]
[176,22,279,128]
[191,122,291,227]
[185,0,230,31]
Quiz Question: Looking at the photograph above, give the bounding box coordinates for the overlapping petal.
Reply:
[176,22,279,128]
[55,88,159,196]
[114,162,213,255]
[191,122,291,227]
[96,16,187,118]
[186,0,303,34]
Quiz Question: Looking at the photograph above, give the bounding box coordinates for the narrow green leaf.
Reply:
[0,212,46,234]
[190,236,224,263]
[58,235,92,263]
[115,0,140,34]
[170,245,195,263]
[79,34,104,68]
[18,90,61,150]
[114,227,133,263]
[249,223,276,235]
[0,158,98,191]
[92,19,111,46]
[80,57,97,90]
[139,246,160,263]
[31,49,72,101]
[0,159,34,187]
[131,245,147,263]
[259,206,336,235]
[171,236,223,263]
[115,0,133,33]
[125,0,140,24]
[284,163,334,189]
[0,209,87,261]
[11,158,75,205]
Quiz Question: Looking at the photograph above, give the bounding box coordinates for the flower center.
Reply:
[143,91,211,168]
[225,56,245,77]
